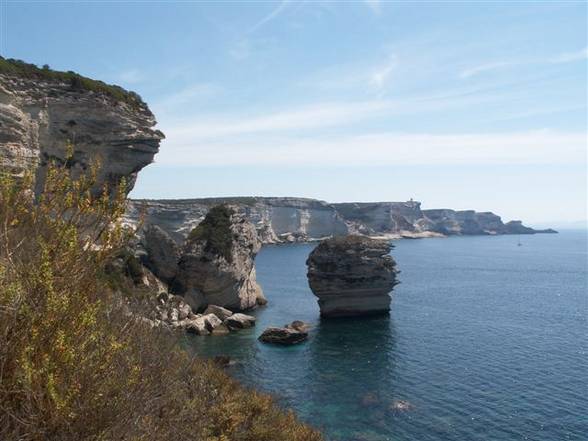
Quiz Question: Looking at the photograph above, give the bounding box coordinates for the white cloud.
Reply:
[156,129,586,167]
[459,61,516,79]
[369,55,397,89]
[248,0,290,34]
[153,83,222,115]
[460,47,588,79]
[549,47,588,63]
[364,0,381,14]
[165,100,393,139]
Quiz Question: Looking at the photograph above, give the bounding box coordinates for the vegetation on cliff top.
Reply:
[0,165,322,441]
[189,204,236,262]
[0,56,145,109]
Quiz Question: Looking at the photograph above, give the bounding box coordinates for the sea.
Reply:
[187,230,588,441]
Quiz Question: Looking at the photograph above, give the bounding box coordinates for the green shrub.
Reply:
[189,205,235,262]
[0,165,322,441]
[0,56,145,109]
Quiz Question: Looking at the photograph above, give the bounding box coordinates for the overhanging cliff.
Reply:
[0,57,164,195]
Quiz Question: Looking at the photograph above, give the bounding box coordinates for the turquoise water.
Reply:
[188,231,588,441]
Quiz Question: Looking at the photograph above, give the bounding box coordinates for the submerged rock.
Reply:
[306,235,399,317]
[173,205,266,312]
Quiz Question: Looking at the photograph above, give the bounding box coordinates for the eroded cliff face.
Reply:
[127,197,552,246]
[0,71,164,195]
[126,197,351,245]
[307,235,399,317]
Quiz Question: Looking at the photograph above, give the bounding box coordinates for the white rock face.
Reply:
[0,73,164,195]
[173,206,266,312]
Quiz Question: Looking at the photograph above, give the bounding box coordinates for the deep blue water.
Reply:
[188,231,588,441]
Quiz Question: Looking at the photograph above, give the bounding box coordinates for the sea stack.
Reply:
[173,205,266,312]
[306,235,399,317]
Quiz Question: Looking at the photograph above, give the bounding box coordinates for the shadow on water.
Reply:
[306,315,402,441]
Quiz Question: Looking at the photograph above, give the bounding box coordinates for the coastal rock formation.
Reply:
[259,321,310,345]
[225,313,256,331]
[0,58,164,195]
[143,224,180,283]
[125,197,553,247]
[259,327,308,345]
[173,205,266,312]
[306,235,399,317]
[126,197,350,245]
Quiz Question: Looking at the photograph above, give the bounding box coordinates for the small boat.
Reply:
[517,235,522,246]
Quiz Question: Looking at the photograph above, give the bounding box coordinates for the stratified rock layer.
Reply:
[173,206,265,312]
[306,235,399,317]
[0,69,164,195]
[125,198,554,247]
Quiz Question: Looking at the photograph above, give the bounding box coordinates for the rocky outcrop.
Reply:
[0,59,164,195]
[259,321,310,345]
[173,205,266,312]
[307,235,399,317]
[126,197,554,247]
[126,197,350,245]
[143,225,180,283]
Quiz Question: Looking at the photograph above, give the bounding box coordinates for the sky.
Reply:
[2,0,587,226]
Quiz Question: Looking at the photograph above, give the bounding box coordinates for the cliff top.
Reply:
[0,56,145,109]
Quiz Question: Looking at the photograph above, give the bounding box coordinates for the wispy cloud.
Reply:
[153,83,222,115]
[369,55,397,90]
[248,0,290,34]
[156,129,585,167]
[549,47,588,63]
[165,100,393,139]
[460,47,588,79]
[364,0,381,14]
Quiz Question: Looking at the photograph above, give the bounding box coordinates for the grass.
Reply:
[189,205,236,262]
[0,56,145,109]
[0,164,323,441]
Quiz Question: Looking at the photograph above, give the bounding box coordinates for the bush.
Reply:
[0,165,322,441]
[189,205,235,262]
[0,56,145,109]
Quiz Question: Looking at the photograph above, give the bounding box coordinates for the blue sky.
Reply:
[2,1,587,226]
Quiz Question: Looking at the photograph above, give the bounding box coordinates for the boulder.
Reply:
[174,205,265,311]
[306,235,399,317]
[224,313,256,331]
[258,326,308,345]
[204,305,233,321]
[184,317,210,335]
[211,324,230,335]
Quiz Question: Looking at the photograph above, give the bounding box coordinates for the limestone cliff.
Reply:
[172,205,266,312]
[0,58,164,195]
[126,197,350,244]
[126,197,554,245]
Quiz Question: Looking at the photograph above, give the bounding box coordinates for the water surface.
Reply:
[188,231,588,441]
